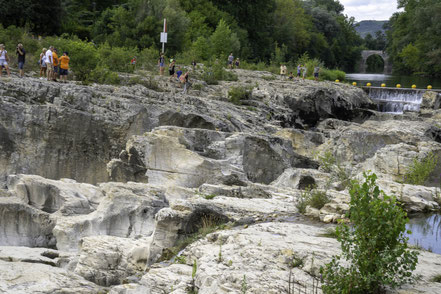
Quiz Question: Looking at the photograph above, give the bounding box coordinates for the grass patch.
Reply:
[296,186,330,213]
[159,216,229,262]
[430,274,441,283]
[403,152,438,185]
[228,86,253,105]
[319,227,338,238]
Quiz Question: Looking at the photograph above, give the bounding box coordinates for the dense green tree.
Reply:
[388,0,441,75]
[0,0,62,35]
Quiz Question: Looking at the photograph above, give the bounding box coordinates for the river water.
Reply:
[406,214,441,254]
[346,73,441,89]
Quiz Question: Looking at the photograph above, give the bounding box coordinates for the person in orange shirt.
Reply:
[59,52,70,83]
[52,48,59,81]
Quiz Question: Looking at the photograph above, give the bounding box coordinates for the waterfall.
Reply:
[364,87,424,114]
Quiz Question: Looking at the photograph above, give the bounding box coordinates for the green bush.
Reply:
[137,46,160,71]
[320,69,346,81]
[89,66,120,85]
[97,43,137,73]
[318,151,336,173]
[296,186,330,213]
[320,172,419,294]
[228,86,252,105]
[403,152,438,185]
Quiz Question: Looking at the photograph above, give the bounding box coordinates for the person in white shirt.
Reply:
[40,48,47,79]
[0,44,11,77]
[45,46,54,81]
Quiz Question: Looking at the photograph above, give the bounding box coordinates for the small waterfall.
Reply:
[364,87,424,114]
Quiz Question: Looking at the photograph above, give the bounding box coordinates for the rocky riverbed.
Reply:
[0,69,441,293]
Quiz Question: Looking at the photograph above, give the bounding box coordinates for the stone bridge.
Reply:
[358,50,392,74]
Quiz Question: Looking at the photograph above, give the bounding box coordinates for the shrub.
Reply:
[403,152,438,185]
[89,66,120,85]
[296,186,330,213]
[318,151,336,173]
[228,86,252,105]
[137,46,159,71]
[430,274,441,283]
[97,43,137,73]
[320,172,419,294]
[320,69,346,81]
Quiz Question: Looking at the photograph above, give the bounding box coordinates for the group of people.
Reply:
[228,53,240,69]
[281,64,320,81]
[0,43,70,82]
[158,53,191,94]
[39,46,70,82]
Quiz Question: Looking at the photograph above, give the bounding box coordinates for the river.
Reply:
[346,73,441,89]
[407,213,441,254]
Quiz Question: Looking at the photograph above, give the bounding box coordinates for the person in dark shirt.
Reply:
[16,44,26,77]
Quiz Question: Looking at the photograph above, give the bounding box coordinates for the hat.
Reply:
[170,59,174,63]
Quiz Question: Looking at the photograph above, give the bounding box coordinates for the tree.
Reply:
[209,19,240,59]
[321,173,418,294]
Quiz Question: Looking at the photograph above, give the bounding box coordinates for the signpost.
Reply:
[160,19,167,53]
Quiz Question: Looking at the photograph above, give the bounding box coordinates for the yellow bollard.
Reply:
[335,79,340,83]
[412,84,417,89]
[352,82,357,86]
[366,83,372,87]
[381,83,386,87]
[428,85,433,89]
[396,84,401,88]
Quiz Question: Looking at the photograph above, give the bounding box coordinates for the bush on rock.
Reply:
[321,172,418,294]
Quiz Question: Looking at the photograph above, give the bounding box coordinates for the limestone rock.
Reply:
[74,235,150,286]
[0,259,103,294]
[421,91,441,109]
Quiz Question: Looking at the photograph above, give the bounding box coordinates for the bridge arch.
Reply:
[359,50,392,74]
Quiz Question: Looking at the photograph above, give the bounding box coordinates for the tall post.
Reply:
[161,18,167,54]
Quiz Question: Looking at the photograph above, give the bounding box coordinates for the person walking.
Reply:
[191,60,196,70]
[45,46,54,81]
[16,43,26,77]
[313,66,320,81]
[59,52,70,83]
[0,44,11,77]
[228,53,234,69]
[158,53,165,75]
[39,48,47,79]
[52,48,59,81]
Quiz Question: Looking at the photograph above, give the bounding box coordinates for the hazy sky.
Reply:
[339,0,400,21]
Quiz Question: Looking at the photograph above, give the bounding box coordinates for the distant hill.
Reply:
[355,20,388,38]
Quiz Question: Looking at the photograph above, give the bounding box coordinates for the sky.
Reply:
[339,0,400,21]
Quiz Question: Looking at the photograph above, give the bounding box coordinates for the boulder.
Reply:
[74,235,151,286]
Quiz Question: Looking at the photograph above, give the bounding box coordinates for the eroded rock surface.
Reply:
[1,70,441,293]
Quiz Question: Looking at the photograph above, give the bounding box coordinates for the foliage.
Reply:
[366,54,385,73]
[320,68,346,81]
[201,61,238,85]
[210,19,240,59]
[403,152,438,185]
[89,66,120,85]
[228,86,253,105]
[321,173,419,294]
[1,0,366,72]
[430,274,441,283]
[388,0,441,76]
[241,275,248,294]
[296,185,330,213]
[97,43,137,72]
[318,151,336,173]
